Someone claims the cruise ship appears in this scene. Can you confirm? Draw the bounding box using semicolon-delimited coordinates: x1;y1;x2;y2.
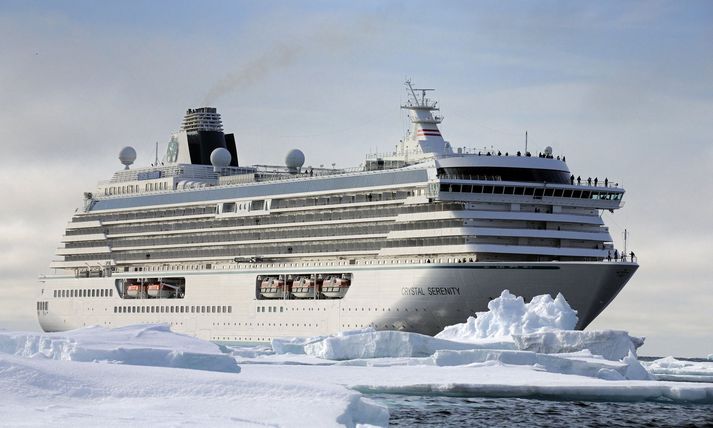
37;81;638;342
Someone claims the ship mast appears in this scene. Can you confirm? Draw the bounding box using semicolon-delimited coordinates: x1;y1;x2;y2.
398;80;452;160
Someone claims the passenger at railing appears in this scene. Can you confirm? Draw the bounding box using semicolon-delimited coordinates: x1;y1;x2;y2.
505;152;509;156
604;177;608;187
570;175;575;185
562;156;566;162
630;251;636;262
594;177;598;186
577;176;581;185
607;250;612;262
587;177;592;186
557;156;560;160
526;152;531;157
497;151;502;156
517;151;521;156
614;249;619;260
486;152;491;156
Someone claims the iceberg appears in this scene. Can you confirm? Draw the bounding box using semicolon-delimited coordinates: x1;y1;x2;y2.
435;290;578;342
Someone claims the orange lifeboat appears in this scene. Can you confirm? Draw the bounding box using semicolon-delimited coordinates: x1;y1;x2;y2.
147;282;174;298
260;278;284;299
291;277;319;299
126;284;142;298
321;277;350;298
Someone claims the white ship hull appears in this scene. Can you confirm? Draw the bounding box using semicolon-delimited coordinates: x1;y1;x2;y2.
38;261;638;342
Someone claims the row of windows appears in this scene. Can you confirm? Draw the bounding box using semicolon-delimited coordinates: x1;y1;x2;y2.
104;181;170;196
54;288;112;298
270;190;415;209
36;301;48;311
71;204;217;227
440;183;623;201
114;305;232;314
107;223;391;249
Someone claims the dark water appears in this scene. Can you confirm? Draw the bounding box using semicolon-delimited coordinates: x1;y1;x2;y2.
371;394;713;427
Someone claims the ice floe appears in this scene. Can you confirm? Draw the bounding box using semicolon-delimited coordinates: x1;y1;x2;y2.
644;356;713;382
0;324;240;373
513;330;645;361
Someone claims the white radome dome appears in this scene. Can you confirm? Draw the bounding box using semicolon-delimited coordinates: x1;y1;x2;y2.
285;149;305;169
210;147;232;168
544;146;553;156
119;146;137;169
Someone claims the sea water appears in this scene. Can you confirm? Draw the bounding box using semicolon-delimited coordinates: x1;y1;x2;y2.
371;394;713;427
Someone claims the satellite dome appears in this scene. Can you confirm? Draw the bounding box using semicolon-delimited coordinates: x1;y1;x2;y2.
544;146;553;156
119;146;137;169
285;149;305;172
210;147;232;169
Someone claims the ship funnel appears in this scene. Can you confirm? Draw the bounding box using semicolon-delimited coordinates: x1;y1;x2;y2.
172;107;239;167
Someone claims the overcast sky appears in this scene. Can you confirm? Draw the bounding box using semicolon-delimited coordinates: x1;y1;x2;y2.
1;1;711;356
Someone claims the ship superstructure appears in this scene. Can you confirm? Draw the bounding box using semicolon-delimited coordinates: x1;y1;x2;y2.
37;81;638;342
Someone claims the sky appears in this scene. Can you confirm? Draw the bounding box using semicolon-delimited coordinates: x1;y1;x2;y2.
0;0;711;356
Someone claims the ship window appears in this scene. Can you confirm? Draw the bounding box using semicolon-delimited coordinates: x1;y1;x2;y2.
554;189;563;197
217;306;222;313
53;290;57;297
461;185;472;192
256;307;259;313
524;188;534;196
109;289;113;297
113;307;117;313
212;306;217;313
493;186;503;194
581;191;591;199
514;187;525;195
572;190;582;198
544;189;554;197
471;185;482;193
482;186;493;194
191;306;195;313
141;306;145;313
150;306;154;313
222;202;236;213
451;184;461;192
534;188;544;198
563;189;572;198
504;187;514;194
228;306;232;313
201;306;205;313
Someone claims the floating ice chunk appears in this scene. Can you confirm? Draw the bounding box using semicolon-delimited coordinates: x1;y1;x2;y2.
435;290;578;341
512;330;645;361
0;324;239;373
428;348;650;380
644;356;713;382
303;330;512;360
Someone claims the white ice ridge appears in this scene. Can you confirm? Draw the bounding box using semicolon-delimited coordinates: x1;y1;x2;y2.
436;289;578;341
0;324;239;373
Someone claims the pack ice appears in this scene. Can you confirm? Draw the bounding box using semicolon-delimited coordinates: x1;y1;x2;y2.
262;289;713;403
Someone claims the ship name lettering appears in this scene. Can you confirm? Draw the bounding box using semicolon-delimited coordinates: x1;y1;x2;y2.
401;287;425;296
427;287;461;296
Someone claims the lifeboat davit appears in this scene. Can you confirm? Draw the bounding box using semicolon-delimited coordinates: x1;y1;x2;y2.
321;277;350;298
291;277;319;299
260;278;284;299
